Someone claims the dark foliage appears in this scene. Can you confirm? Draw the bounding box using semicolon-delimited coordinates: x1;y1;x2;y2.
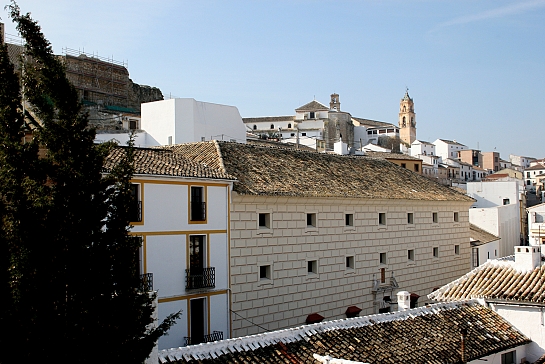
0;3;179;362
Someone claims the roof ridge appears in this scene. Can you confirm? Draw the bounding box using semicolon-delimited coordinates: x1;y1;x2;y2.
158;301;474;362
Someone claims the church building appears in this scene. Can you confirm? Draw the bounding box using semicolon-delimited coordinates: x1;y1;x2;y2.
243;91;417;152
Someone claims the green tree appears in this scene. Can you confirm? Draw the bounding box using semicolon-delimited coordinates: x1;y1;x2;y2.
0;3;179;362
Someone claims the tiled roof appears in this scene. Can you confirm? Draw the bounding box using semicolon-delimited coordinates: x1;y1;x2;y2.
438;139;467;146
104;146;234;180
413;140;433;145
211;142;473;201
428;256;545;303
526;164;545;171
247;139;316;152
365;151;423;161
242;116;295;124
352;117;395;128
158;301;529;364
295;100;330;111
470;224;500;247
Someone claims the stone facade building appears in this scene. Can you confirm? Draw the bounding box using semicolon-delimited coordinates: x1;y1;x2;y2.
169;141;474;339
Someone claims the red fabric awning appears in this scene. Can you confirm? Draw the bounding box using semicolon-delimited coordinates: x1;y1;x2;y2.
345;306;362;318
306;313;324;324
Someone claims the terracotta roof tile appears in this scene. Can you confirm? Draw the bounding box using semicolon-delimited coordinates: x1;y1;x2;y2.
159;141;473;201
295;100;330;111
211;142;473;201
158;301;529;364
429;256;545;303
365;151;423;161
352;117;395;128
242;116;295;123
104;145;234;180
470;224;500;247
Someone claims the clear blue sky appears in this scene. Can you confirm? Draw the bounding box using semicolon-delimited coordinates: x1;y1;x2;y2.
2;1;544;159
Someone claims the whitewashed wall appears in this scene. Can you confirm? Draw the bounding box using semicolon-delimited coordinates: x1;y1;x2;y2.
141;98;246;146
469;204;520;258
130;178;231;350
491;304;545;363
467;180;521;208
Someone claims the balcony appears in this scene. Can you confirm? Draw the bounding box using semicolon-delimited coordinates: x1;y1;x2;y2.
183;331;223;346
185;267;215;290
139;273;153;292
130;201;142;222
190;202;206;221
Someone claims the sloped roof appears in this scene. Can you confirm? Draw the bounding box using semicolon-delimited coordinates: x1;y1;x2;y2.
247;138;316;152
104;146;234;180
365;151;423;161
428;256;545;303
437;139;467;146
295;100;330;112
180;142;472;201
158;301;529;364
352;117;395;128
526;164;545;171
470;224;500;247
242;116;295;124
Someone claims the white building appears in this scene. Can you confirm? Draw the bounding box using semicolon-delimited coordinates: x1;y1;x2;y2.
430;246;545;363
527;203;545;246
469;223;500;268
525;163;545;190
410;139;436;157
141;98;246;146
467;180;523;257
510;154;536;171
433;139;468;161
106;146;235;350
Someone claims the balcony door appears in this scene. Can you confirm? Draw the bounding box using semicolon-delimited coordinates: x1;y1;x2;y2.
190;298;206;345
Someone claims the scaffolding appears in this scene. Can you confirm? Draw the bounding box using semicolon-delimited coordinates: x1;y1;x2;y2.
62;48;130;108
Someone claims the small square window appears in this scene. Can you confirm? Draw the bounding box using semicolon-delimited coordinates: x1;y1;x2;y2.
307;213;316;227
407;213;414;224
346;256;355;269
259;265;271;280
433;247;439;258
401;163;406;168
454;212;459;222
307;260;317;274
408;249;415;261
379;252;387;265
258;213;271;229
345;213;354;227
503;198;510;205
378;213;386;226
432;212;438;224
454;245;460;255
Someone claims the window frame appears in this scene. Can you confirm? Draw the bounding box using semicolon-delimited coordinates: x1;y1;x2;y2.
407;249;415;262
433;247;439;258
379;252;387;265
189;185;207;224
130;182;144;225
378;212;387;227
432;212;438;224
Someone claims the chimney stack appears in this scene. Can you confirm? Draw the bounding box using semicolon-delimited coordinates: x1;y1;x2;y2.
397;291;410;311
514;246;541;271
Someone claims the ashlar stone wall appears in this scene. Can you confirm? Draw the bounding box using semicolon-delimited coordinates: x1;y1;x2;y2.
229;194;472;338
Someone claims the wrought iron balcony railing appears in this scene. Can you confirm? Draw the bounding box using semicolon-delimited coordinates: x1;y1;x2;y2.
183;331;223;346
139;273;153;292
190;202;206;221
185;267;215;289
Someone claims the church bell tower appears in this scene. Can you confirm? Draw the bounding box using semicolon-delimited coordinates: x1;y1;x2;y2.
398;89;416;145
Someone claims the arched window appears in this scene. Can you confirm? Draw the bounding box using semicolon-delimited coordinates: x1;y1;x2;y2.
403;106;406;112
270;124;274;129
253;125;257;130
402;117;406;127
288;123;292;129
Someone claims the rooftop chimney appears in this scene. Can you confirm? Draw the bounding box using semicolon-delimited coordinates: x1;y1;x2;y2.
514;246;541;271
397;291;410;311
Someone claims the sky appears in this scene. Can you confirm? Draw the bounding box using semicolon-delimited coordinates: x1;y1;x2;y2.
2;0;544;159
